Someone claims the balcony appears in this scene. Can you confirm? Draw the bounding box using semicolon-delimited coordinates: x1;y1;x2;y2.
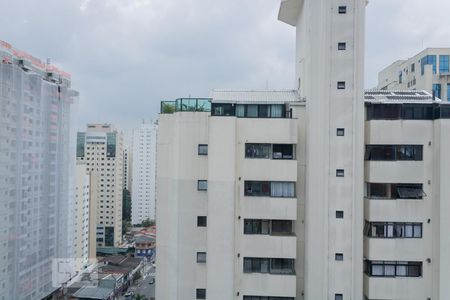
242;234;297;258
160;98;211;114
241;272;296;298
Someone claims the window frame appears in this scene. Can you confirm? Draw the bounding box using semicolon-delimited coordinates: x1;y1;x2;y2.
198;144;208;156
197;180;208;191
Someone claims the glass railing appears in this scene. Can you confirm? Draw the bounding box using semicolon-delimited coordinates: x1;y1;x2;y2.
160;98;212;114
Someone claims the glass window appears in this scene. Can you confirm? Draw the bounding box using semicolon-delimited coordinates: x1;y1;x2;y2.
338;42;346;50
197;180;208;191
271;220;293;235
258;105;270;118
365;145;395;160
448;84;450;102
335;295;343;300
366;104;401;120
335;253;344;261
272;144;294;159
337;81;346;89
440;55;449;73
211;103;235;116
245;181;270;197
270;182;295;198
198;144;208;155
270;258;295;275
413;224;422;238
336;128;345;136
196;289;206;299
433;84;442;99
245;144;270;159
396;263;407;276
247;105;258;117
236;104;245;117
196;252;206;263
338;6;347;13
270;104;284;118
336;169;345;177
336;211;344;219
421;55;437;75
197;216;207;227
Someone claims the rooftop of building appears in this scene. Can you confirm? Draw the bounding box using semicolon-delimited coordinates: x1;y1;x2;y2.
99;255;142;269
210;89;302;104
364;90;443;104
72;286;113;300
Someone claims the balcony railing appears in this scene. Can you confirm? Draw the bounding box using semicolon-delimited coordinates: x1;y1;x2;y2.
160;98;211;114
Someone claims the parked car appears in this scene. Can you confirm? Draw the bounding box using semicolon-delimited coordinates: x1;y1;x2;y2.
124;291;134;299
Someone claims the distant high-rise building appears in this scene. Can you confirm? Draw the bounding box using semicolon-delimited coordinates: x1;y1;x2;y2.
73;163;91;270
131;122;157;225
378;48;450;100
123;145;131;191
76;124;124;248
0;40;78;300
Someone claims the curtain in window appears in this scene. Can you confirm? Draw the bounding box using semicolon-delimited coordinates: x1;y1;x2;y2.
413;224;422;238
385;265;395;276
372;264;383;276
236;104;245;117
270;105;283;117
405;224;413;237
261;220;270;234
396;264;407;276
271;182;295;198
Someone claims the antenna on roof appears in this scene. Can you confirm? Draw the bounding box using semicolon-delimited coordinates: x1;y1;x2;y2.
266;80;269;90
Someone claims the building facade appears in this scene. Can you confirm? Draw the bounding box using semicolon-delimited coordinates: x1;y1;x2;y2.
378;48;450;101
0;41;78;300
73;163;91;271
76;124;124;248
131;122;157;225
123;145;131;191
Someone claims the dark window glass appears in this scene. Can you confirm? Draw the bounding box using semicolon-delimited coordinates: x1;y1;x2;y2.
245;181;270;197
245;144;270;159
336;169;345;177
366;182;424;199
244;258;294;275
211;103;235;116
104;226;114;247
272;144;294;159
197;180;207;191
396;145;423;160
76;132;86;157
364;260;422;277
335;253;344;261
338;6;347;13
336;128;345;136
338;42;346;50
196;252;206;263
196;289;206;299
106;133;116;158
258;105;270;118
335;294;343;300
336;211;344;219
271;220;293;235
439;55;449;73
337;81;346;89
198;144;208;155
197;216;207;227
365;145;422;161
366;104;401;120
402;104;433;119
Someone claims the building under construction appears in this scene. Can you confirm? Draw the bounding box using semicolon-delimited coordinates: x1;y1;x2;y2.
0;40;78;300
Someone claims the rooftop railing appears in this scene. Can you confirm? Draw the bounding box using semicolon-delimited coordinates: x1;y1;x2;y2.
160;98;211;114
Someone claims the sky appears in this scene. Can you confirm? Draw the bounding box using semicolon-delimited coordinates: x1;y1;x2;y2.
0;0;449;133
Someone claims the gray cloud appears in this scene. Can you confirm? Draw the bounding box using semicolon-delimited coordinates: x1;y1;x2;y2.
0;0;448;132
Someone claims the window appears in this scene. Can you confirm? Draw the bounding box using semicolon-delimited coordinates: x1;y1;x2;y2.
244;219;293;235
197;216;207;227
335;253;344;261
364;260;422;277
336;169;344;177
245;144;270;159
337;81;346;89
244;257;295;275
365;145;422;161
197;180;207;191
197;252;207;263
243;297;294;300
338;42;346;50
439;55;449;73
198;144;208;155
336;211;344;219
272;144;294;159
336;128;345;136
398;71;402;84
433;84;442;99
338;6;347;14
244;181;295;198
270;182;295;197
196;289;206;299
365;182;425;199
421;55;437;75
211;103;235;116
364;221;422;238
411;63;415;73
448;84;450;101
335;294;343;300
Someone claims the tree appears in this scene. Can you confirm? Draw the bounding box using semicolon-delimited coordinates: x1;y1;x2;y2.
141;218;155;227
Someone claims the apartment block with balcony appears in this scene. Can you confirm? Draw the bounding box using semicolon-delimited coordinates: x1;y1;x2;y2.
363;90;450;300
156;93;306;300
76;124;124;248
377;48;450;101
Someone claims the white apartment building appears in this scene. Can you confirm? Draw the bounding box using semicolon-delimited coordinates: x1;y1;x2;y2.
378;48;450;101
123;145;131;191
74;163;90;270
0;41;78;300
363;90;450;300
76;124;124;248
131;122;157;225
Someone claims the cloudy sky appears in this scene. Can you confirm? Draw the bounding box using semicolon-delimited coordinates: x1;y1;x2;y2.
1;0;449;133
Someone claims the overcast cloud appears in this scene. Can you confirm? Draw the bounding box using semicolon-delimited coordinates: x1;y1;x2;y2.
1;0;449;132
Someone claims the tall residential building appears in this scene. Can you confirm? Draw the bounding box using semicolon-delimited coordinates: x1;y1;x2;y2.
76;124;124;248
0;41;78;300
123;145;131;191
377;48;450;100
131;122;157;225
279;0;366;299
73;163;91;271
